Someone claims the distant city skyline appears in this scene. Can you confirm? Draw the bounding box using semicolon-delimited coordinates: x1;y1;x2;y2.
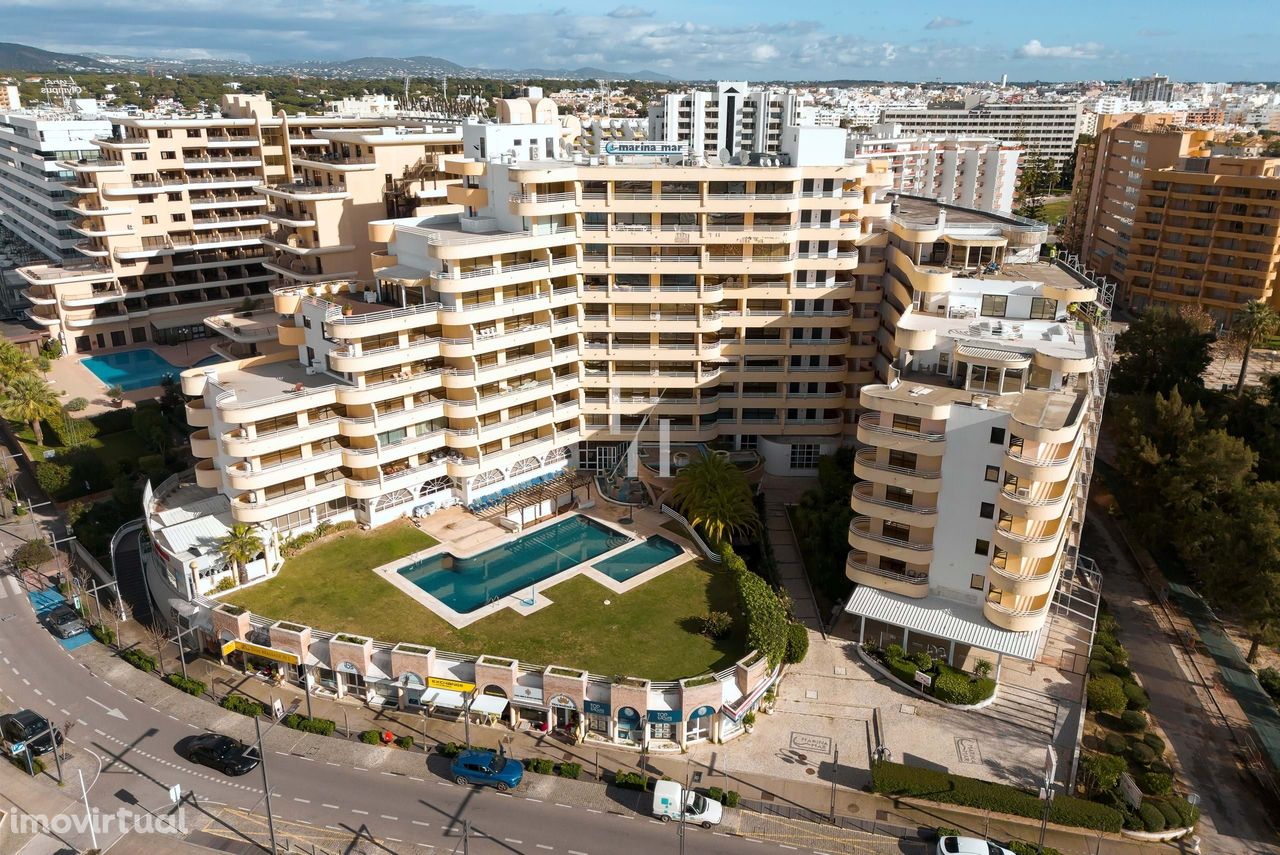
1;0;1274;82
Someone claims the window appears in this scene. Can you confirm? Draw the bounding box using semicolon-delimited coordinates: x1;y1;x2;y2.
984;465;1000;482
883;522;911;543
979;502;994;519
1029;297;1057;319
888;450;917;470
969;365;1000;393
989;427;1006;444
885;486;914;507
141;215;157;225
789;443;821;470
970;574;985;591
186;129;202;137
1001;368;1024;394
161;151;176;160
167;192;181;201
937;352;950;374
975;539;990;556
302;316;312;329
980;294;1008;317
171;213;185;222
131;152;146;161
891;414;921;434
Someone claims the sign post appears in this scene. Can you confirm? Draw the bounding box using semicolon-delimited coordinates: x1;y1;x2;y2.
914;671;932;690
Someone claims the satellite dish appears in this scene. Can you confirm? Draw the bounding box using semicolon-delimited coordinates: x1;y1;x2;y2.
718;147;732;164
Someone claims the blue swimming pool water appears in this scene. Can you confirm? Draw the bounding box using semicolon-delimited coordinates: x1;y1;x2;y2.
594;535;684;582
398;516;643;613
81;349;182;391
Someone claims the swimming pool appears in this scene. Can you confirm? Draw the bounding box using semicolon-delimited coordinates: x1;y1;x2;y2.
81;349;183;391
594;535;684;582
193;354;227;367
397;516;675;613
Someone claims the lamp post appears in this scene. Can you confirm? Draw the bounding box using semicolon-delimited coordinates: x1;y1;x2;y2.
251;714;279;854
1037;746;1057;854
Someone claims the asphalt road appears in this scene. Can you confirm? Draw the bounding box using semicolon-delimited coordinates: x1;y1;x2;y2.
0;571;904;855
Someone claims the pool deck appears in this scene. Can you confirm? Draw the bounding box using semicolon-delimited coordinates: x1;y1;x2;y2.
47;340;217;415
375;505;696;628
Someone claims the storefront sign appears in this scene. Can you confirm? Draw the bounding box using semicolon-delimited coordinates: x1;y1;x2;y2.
549;694;576;709
584;700;611;716
220;640;300;666
688;705;716;719
513;685;544;705
647;708;683;724
603;141;686;157
427;677;475;693
617;707;641;722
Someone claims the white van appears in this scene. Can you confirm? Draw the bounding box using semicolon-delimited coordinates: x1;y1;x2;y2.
651;780;724;828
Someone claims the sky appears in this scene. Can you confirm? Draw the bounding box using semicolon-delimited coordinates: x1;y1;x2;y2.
1;0;1276;82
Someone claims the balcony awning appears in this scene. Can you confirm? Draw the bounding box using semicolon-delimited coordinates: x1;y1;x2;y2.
955;344;1032;365
374;264;430;283
942;235;1007;247
845;585;1043;661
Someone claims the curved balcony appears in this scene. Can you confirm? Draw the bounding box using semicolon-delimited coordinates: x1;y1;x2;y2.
220;419;339;457
226;449;345;490
992;518;1067;559
231;480;347;524
327;338;442;373
847;516;934;564
61;284;127;307
20;286;57;306
1010;391;1089;444
1032;350;1097;374
334;370;444;407
987;554;1058;599
341;432;446;468
887;244;952;293
856;413;945;455
1004;445;1077;481
257;181;349;201
278;321;305;346
983;592;1052;632
845;550;929;599
996;482;1072;521
859;384;953;421
26;309;61;328
1042;282;1099;304
194;459;222;489
74;241;110;258
849;482;939;528
185;399;213;428
853;448;941;492
888;215;943;244
190;428;218;458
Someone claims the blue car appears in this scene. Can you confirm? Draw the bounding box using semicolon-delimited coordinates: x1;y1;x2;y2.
450;749;524;791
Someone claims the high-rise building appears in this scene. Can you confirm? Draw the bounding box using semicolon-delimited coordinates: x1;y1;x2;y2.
155;105;894;595
845;194;1112;669
847;125;1021;213
880;98;1084;172
1129;74;1173;103
15;95;458;354
647;82;802;161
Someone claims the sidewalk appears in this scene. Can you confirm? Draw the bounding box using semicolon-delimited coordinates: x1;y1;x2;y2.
86;617;1184;855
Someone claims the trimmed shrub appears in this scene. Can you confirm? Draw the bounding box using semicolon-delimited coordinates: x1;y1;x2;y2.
1137;801;1166;832
35;461;71;496
438;742;462;758
1080;752;1126;794
1128;741;1157;767
1110;662;1133;680
870;761;1122;832
47;412;98;448
1087;675;1127;714
784;622;809;664
557;762;582;779
888;656;920;685
1259;667;1280;701
613;770;648;791
395;735;415;750
220;695;266;717
885;643;906;661
911;651;934;671
933;670;974;704
282;714;336;736
121;648;157;673
164;673;206;696
525;758;554;774
1102;732;1128;755
1088;659;1111;678
723;790;740;807
707;786;723;803
90;624;116;647
1142;732;1166;755
1123;681;1150;711
1008;842;1062;855
1119;710;1148;732
359;730;383;745
1166;796;1200;828
1137;771;1173;796
723;544;789;666
699;611;733;639
1153;799;1182;828
89;408;134;434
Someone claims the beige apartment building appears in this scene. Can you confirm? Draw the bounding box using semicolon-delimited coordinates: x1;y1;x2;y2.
16;95;457;354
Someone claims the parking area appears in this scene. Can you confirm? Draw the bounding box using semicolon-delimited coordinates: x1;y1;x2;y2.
27;586;94;651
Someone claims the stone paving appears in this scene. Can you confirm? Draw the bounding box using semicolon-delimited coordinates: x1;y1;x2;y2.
44;337;218;415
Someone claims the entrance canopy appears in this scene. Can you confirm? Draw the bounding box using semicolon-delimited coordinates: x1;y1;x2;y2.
845;586;1043;661
471;694;508;717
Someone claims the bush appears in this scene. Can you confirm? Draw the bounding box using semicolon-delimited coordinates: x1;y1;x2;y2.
885;643;905;661
1102;732;1127;755
1141;732;1165;755
784;622;809;664
1087;675;1128;714
47;412;99;448
1008;842;1062;855
973;659;993;679
911;651;934;671
438;742;462;758
700;611;733;639
1123;681;1150;711
122;648;157;673
723;790;740;807
1119;710;1148;732
870;761;1122;832
932;670;973;704
525;757;554;774
1166;796;1200;828
220;694;266;717
707;786;723;803
1087;659;1111;678
359;730;384;745
1153;799;1182;828
36;461;71;496
1137;801;1167;832
1136;771;1173;796
723;544;789;666
557;762;582;779
90;624;116;647
65;397;88;412
1110;662;1133;680
282;714;336;736
138;454;168;482
1257;667;1280;701
1128;741;1157;767
164;673;206;696
395;735;415;750
888;656;919;685
1080;752;1126;794
89;408;133;434
613;770;648;791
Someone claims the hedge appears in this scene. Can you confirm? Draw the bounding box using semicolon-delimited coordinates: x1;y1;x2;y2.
438;742;463;758
525;757;554;774
613;770;649;791
870;761;1122;832
1141;732;1165;754
1165;796;1200;828
395;735;415;750
220;694;266;717
164;673;206;696
557;761;582;779
723;544;789;666
1079;752;1126;793
1128;741;1156;766
1119;710;1147;732
1086;675;1127;713
1008;843;1061;855
282;713;336;736
1102;732;1127;754
784;622;809;664
706;786;742;807
359;729;384;745
1137;801;1166;832
1136;771;1172;796
1123;681;1150;711
90;624;116;647
122;648;157;673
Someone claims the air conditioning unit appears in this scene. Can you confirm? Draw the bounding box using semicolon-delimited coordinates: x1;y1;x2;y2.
1015;487;1031;498
304;366;318;375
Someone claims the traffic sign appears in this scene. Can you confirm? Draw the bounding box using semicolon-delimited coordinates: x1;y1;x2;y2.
9;741;25;756
169;784;182;804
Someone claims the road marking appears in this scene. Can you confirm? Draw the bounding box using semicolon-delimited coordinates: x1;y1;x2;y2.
351;808;369;815
321;803;340;810
9;668;17;675
21;678;29;685
326;761;340;767
780;847;798;851
85;697;127;720
31;687;40;695
555;803;572;809
503;839;523;845
354;766;369;772
76;719;86;726
274;751;289;757
536;846;554;851
293;798;310;804
409;776;424;782
381;814;398;821
525;797;542;803
387;837;402;843
648;820;663;824
411;820;430;827
586;808;601;814
569;850;589;855
59;708;68;716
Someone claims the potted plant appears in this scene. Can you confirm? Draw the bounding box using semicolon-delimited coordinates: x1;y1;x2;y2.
760;688;776;714
106;384;125;407
743;711;756;733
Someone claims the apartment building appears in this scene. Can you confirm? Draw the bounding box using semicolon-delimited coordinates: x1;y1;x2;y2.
881;98;1084;171
845;195;1111;670
847;125;1021;212
15;94;455;354
0;107;112;262
1130;74;1174;104
648;82;803;161
156;105;892;595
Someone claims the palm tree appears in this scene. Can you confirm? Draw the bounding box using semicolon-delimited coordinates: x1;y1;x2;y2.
2;374;60;446
670;452;760;546
0;339;34;391
217;524;264;586
1233;301;1280;396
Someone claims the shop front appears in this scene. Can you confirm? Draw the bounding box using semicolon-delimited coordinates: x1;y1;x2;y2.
219;638;300;686
583;699;611;739
615;707;642;746
685;705;716;744
548;694;579;739
512;684;547;731
398;672;427;709
647;708;682;746
336;661;366;699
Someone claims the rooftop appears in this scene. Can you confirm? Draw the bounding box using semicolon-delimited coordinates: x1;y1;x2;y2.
208;359;336;406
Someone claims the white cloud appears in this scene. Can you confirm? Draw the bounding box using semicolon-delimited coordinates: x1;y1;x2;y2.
1015;39;1102;60
607;5;653;18
750;44;780;62
924;16;970;30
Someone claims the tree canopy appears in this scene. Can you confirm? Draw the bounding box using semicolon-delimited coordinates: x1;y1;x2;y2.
1110;308;1213;396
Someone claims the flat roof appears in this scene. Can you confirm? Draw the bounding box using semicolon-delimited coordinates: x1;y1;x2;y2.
212;360;335;406
845;585;1044;661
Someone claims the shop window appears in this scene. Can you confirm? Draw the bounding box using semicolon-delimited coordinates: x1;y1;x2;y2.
686;714;711;742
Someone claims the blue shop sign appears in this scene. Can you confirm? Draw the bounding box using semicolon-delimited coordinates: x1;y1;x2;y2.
647;709;683;724
617;707;642;722
584;700;610;716
688;705;716;719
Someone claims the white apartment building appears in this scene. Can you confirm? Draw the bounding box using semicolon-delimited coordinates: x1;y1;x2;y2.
881;97;1084;171
848;124;1020;213
648;82;803;161
0;107;113;262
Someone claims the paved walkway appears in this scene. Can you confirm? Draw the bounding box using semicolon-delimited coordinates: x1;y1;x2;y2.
759;475;825;631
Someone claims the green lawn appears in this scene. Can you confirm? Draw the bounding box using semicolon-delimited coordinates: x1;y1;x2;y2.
10;420;150;468
226;521;746;680
1039;198;1071;226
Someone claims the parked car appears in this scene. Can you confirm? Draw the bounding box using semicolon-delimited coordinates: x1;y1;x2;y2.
184;733;261;776
937;836;1015;855
449;749;523;791
45;604;87;639
1;709;63;756
652;780;723;828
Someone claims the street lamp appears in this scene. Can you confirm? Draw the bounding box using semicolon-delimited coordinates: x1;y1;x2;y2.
1037;746;1058;854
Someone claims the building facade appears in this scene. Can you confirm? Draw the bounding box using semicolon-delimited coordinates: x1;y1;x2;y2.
647;82;803;162
1129;75;1174;104
880;99;1084;172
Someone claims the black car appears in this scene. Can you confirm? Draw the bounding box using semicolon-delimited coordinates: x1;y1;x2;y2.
185;734;260;776
45;604;87;639
1;710;63;756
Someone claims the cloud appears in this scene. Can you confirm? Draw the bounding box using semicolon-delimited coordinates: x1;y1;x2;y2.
924;16;970;30
607;5;653;17
750;44;780;62
1015;39;1102;59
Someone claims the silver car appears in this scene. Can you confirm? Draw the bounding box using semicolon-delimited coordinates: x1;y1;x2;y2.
46;604;86;639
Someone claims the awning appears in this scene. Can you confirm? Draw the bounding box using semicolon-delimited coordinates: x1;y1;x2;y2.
721;667;780;722
845;585;1043;660
955;344;1032;366
943;235;1007;247
419;688;467;709
375;264;430;283
471;694;508;717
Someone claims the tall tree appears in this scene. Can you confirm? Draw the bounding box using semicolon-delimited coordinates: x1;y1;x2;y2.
1231;300;1279;397
1110;308;1213;396
670;452;760;546
217;524;264;587
0;339;34;392
2;374;60;446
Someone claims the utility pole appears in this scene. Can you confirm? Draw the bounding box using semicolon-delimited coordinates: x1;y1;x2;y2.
830;744;839;823
1037;746;1057;854
251;714;279;854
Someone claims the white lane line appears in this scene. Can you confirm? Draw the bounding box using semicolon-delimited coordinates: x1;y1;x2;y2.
380;814;398;821
536;846;554;851
321;803;340;810
354;766;369;772
350;808;369;815
296;819;312;825
569;850;590;855
59;708;68;716
780;846;798;851
274;751;289;757
503;839;523;845
648;820;663;825
386;837;402;843
32;688;42;695
555;803;572;809
525;797;542;803
293;798;310;804
21;678;29;685
326;761;340;767
409;776;424;782
411;820;430;827
76;719;87;726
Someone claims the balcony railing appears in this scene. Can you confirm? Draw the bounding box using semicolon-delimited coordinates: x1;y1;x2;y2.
857;414;945;442
849;517;932;552
854;448;941;480
845;553;928;585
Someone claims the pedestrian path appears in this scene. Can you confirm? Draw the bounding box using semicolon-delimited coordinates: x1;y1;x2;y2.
765;499;823;631
975;681;1061;741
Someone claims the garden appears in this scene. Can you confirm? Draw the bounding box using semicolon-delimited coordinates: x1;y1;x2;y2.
860;642;997;706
